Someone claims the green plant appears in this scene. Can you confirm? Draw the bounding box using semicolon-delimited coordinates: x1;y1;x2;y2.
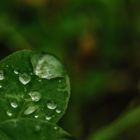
0;50;74;140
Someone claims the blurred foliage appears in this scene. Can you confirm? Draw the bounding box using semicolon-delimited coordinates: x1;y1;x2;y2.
0;0;140;139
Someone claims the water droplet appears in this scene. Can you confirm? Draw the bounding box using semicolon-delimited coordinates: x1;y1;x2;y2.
31;54;64;80
35;125;41;131
38;79;42;82
47;101;57;110
45;115;52;121
10;101;18;108
24;106;36;115
56;109;61;114
0;70;5;80
34;114;39;119
54;126;58;130
6;110;13;117
19;73;31;85
41;136;47;140
29;91;42;102
58;80;62;83
14;70;19;75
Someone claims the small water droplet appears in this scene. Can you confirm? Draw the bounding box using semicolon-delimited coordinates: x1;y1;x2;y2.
41;136;47;140
6;110;13;117
14;70;19;75
38;79;42;82
29;91;42;102
34;114;39;119
0;70;5;80
31;54;64;80
10;101;18;108
47;101;57;110
19;73;31;85
24;106;36;115
56;109;61;114
58;80;62;83
35;125;41;131
54;126;58;130
45;115;52;121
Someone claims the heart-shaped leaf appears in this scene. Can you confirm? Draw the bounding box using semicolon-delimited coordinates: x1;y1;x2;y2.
0;50;70;123
0;119;75;140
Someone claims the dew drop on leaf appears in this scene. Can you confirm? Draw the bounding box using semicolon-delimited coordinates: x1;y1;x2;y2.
29;91;42;102
35;125;41;131
6;110;13;117
47;101;57;110
14;70;19;75
34;114;39;119
31;54;65;80
10;101;18;108
45;115;52;121
54;126;58;130
19;73;31;85
56;109;61;114
0;70;5;80
24;106;36;115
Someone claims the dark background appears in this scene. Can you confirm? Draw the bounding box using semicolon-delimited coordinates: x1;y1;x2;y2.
0;0;140;140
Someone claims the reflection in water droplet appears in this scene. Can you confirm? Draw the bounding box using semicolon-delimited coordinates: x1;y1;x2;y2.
19;73;31;85
10;101;18;108
14;70;19;75
7;110;13;117
47;101;57;110
29;91;42;102
45;116;52;121
31;54;64;80
56;109;61;114
0;70;5;80
24;106;36;115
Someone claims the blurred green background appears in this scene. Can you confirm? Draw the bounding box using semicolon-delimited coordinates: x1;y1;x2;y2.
0;0;140;140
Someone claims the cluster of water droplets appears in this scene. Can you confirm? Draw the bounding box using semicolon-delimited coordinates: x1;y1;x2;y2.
1;53;68;123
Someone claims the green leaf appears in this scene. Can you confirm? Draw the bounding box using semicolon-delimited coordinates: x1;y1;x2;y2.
0;50;70;123
0;119;75;140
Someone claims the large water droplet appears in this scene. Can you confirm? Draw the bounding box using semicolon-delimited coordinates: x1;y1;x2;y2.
29;91;42;102
24;106;36;115
47;101;57;110
6;110;13;117
0;70;5;80
19;73;31;85
31;54;65;80
10;101;18;108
